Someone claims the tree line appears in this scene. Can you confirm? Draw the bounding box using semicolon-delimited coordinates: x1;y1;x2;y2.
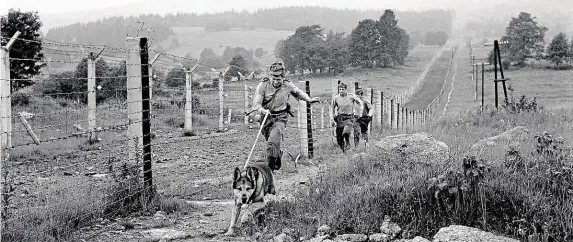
488;12;573;68
276;10;412;75
44;7;452;48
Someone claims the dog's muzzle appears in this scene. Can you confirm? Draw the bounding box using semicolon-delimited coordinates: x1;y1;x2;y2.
241;196;248;204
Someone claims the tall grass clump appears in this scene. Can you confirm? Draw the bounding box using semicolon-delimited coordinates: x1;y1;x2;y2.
246;97;573;241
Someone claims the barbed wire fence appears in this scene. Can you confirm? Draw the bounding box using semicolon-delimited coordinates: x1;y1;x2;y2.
0;30;457;241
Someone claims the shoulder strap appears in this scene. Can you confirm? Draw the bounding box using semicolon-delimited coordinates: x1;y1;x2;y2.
262;85;282;107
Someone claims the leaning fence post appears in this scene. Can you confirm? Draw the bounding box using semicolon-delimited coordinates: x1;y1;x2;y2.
87;52;97;143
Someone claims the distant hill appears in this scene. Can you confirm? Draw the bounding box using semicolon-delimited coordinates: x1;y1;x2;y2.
44;6;453;48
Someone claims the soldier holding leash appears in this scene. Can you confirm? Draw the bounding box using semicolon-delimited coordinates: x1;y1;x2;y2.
253;61;321;172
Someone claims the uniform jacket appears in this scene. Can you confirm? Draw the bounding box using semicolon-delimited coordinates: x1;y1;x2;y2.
253;78;312;112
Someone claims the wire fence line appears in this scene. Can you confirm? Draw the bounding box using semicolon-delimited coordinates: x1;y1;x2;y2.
0;33;456;241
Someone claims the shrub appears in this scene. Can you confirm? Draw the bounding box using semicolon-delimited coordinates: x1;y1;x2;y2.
11;91;31;106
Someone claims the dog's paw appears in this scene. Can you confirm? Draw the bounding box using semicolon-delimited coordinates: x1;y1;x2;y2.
223;230;235;236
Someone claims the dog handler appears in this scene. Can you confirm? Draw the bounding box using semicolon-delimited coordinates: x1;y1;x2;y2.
253;61;320;171
353;88;374;148
330;82;362;153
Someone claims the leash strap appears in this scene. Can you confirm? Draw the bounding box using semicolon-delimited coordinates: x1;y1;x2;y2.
244;111;269;169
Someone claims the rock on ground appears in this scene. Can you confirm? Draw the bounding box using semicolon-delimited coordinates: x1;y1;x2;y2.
368;233;390;242
334;233;368;241
143;228;190;242
466;126;529;164
433;225;519;242
375;133;449;165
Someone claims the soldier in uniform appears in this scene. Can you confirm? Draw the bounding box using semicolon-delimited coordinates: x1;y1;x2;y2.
253;61;321;172
330;82;362;153
353;88;374;148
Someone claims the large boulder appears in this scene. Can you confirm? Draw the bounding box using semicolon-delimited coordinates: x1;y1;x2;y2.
466;126;529;164
375;133;449;164
433;225;519;242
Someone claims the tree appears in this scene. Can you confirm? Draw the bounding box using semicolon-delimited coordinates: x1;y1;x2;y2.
325;30;349;74
424;32;436;45
255;47;265;58
435;31;448;46
348;10;409;68
75;58;110;102
274;40;285;57
280;25;326;74
546;32;570;66
165;68;186;87
1;9;46;91
349;19;379;68
226;55;249;81
502;12;548;66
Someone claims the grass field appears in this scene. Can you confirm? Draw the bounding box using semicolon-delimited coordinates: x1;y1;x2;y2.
447;46;573;115
156;27;293;65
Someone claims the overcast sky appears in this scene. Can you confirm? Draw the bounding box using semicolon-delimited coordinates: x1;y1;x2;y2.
5;0;460;14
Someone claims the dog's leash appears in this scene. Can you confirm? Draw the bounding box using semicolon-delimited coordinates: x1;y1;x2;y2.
244;111;270;169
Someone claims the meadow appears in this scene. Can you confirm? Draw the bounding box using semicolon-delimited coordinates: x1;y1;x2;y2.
446;46;573;115
242;45;573;241
157;27;293;63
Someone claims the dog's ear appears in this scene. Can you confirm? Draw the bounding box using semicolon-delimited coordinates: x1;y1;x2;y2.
233;167;241;188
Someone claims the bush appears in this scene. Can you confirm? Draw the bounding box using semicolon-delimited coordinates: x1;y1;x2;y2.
11;91;31;106
502;94;540;113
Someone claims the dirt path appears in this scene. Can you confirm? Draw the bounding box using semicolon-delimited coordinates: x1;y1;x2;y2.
438;49;459;120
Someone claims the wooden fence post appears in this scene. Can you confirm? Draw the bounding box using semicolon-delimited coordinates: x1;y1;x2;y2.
306;80;313;159
397;103;401;130
244;81;249;125
390;98;395;130
321;105;325;130
140;38;153;191
376;91;382;129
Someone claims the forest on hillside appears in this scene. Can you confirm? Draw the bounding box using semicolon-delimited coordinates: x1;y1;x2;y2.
45;7;453;48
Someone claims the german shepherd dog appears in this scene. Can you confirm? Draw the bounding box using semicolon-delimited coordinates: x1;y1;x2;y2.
225;162;275;236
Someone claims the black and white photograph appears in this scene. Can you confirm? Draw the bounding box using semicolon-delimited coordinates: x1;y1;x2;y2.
1;0;572;241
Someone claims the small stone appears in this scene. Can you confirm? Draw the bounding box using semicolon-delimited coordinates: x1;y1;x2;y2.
316;225;332;236
273;233;294;242
380;216;401;239
203;212;213;217
334;234;368;241
368;233;390;242
63;172;73;176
